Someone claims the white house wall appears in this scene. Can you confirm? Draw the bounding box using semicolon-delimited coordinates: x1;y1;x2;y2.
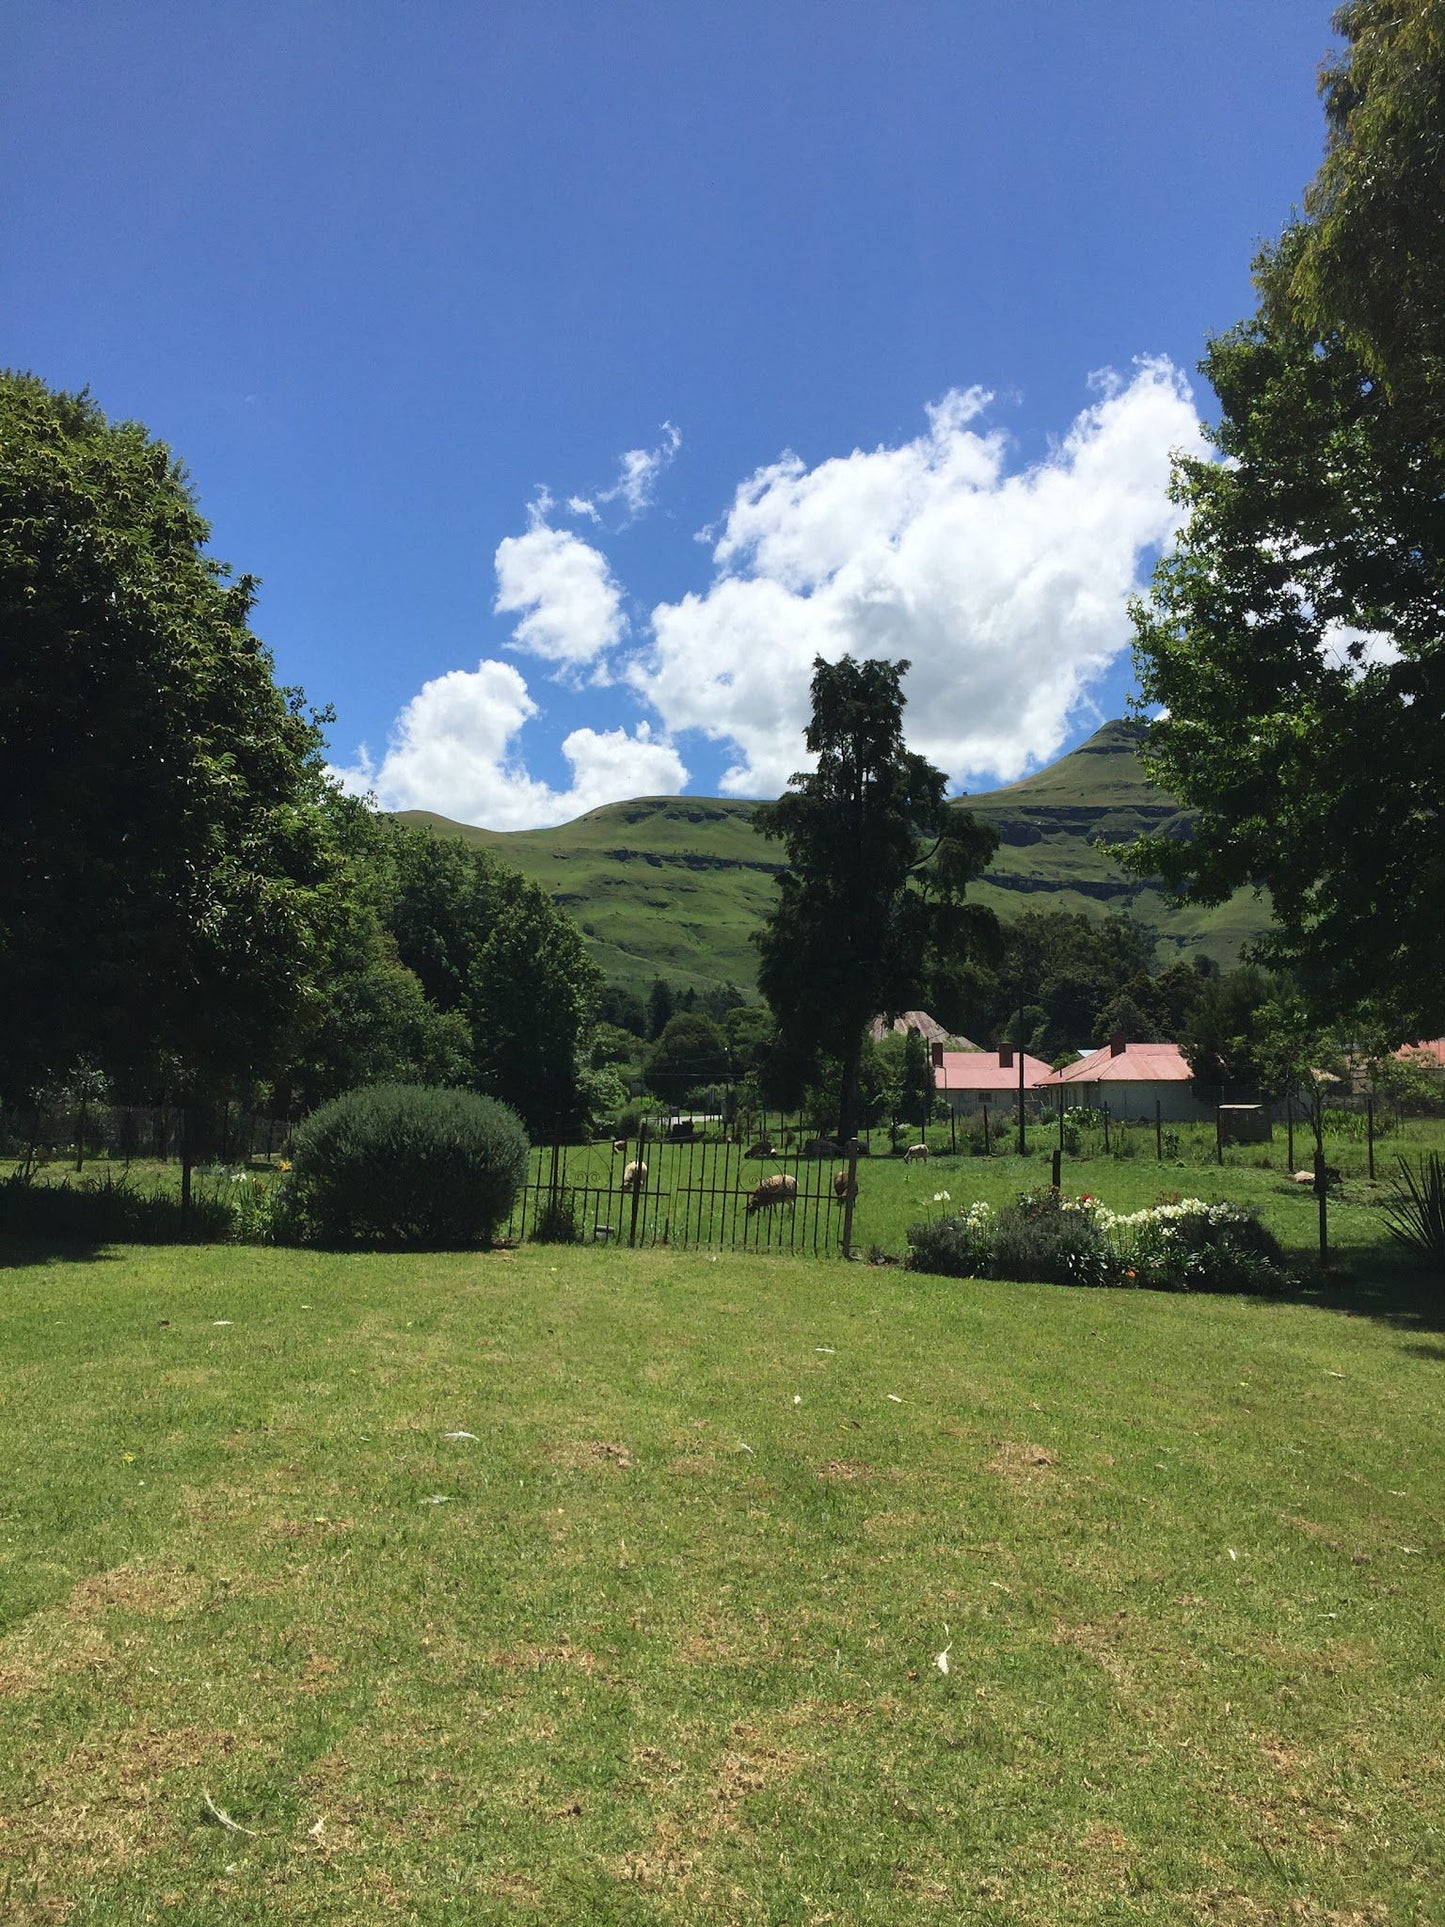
1066;1081;1210;1123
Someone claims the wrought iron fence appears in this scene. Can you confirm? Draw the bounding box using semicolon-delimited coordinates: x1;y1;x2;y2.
505;1130;860;1256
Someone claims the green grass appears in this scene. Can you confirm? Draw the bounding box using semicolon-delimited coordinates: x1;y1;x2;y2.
494;1115;1445;1275
1;1232;1442;1922
398;721;1270;994
14;1115;1445;1279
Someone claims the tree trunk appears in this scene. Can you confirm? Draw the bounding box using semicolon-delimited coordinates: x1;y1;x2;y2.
836;1028;864;1149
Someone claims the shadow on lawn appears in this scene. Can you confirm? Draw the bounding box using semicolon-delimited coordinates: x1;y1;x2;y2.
0;1235;119;1269
1275;1244;1445;1336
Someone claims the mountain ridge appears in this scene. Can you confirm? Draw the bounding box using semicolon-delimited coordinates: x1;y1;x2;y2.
395;720;1266;993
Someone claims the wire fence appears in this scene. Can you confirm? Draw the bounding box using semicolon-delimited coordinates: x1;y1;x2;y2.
0;1101;290;1170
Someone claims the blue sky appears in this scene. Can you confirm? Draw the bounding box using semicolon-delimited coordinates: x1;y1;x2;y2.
4;1;1333;827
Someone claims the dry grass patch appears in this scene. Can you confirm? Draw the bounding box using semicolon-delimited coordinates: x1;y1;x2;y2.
988;1439;1058;1480
816;1457;872;1481
66;1562;204;1623
542;1438;633;1470
487;1640;597;1675
616;1717;808;1892
669;1453;722;1477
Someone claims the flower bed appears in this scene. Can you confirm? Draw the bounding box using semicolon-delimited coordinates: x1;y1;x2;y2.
905;1188;1291;1292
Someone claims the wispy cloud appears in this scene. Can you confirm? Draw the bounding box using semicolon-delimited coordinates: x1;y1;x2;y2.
598;421;681;520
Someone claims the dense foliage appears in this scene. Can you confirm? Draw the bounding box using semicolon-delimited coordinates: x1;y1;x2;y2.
0;373;607;1150
286;1083;528;1248
0;372;338;1115
1125;1;1445;1040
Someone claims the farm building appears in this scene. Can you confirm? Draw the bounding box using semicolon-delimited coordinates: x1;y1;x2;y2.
931;1042;1054;1115
1042;1037;1208;1122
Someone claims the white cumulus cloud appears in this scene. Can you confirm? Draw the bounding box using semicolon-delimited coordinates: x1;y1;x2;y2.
332;658;689;831
629;360;1205;794
493;517;625;674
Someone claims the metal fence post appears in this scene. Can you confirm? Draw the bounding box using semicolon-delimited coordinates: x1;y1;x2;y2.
840;1145;859;1260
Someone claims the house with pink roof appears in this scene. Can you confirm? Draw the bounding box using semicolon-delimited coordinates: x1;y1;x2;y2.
1041;1035;1206;1121
930;1041;1054;1116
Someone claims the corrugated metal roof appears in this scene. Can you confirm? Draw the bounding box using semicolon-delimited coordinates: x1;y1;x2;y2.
1044;1042;1193;1085
935;1049;1053;1091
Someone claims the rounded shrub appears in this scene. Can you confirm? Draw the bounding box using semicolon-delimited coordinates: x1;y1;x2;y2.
288;1084;529;1249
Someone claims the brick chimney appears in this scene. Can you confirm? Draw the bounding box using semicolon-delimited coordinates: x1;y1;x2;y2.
999;1044;1014;1069
1109;1030;1126;1058
930;1042;944;1069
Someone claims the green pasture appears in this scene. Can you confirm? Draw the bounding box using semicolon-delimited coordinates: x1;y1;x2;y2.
498;1112;1445;1271
10;1106;1445;1274
0;1233;1441;1924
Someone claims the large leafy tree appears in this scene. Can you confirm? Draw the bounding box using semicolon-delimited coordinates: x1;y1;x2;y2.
0;372;338;1111
470;877;601;1136
643;1012;729;1101
753;655;999;1143
1124;2;1445;1041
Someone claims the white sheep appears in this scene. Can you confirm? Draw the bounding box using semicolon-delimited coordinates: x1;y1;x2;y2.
746;1172;798;1214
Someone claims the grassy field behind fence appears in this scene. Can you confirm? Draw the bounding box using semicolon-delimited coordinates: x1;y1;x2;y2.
0;1237;1441;1923
9;1112;1445;1268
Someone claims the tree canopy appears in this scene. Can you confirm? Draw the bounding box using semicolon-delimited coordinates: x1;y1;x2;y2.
1124;1;1445;1041
753;655;999;1142
0;373;606;1141
0;371;339;1108
1283;0;1445;443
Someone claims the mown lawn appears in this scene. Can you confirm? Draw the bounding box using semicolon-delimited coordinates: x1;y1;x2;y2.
1;1238;1442;1923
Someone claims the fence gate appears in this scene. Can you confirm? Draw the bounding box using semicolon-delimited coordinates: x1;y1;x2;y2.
505;1133;858;1256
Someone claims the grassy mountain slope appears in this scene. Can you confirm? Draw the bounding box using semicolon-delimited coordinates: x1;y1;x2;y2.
397;721;1267;993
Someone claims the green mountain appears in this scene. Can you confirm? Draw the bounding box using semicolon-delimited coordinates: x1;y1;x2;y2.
396;720;1267;995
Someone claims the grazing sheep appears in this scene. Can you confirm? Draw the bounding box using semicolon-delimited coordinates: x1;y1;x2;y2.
903;1142;930;1164
744;1140;775;1160
833;1168;858;1204
611;1138;627;1155
746;1172;798;1215
621;1160;648;1194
